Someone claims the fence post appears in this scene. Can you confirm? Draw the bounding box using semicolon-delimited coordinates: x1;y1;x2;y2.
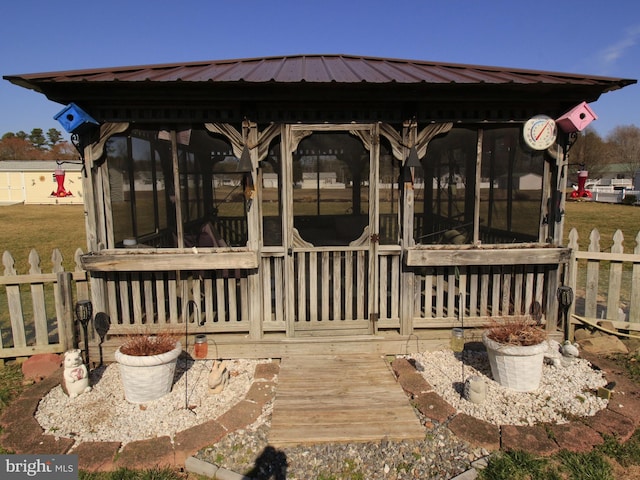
566;228;580;338
56;272;75;351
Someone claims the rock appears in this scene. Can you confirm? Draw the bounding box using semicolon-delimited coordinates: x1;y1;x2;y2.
598;321;616;332
561;341;580;358
21;353;62;382
544;340;562;366
622;338;640;354
578;335;629;355
573;328;593;341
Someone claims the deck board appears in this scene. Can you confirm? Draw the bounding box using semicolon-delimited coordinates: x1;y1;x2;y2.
268;354;425;446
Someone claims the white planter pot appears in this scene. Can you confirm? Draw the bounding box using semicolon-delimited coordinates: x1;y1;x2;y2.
482;332;547;392
115;342;182;403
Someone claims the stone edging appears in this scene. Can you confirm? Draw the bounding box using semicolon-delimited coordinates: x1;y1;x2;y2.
391;353;640;456
0;361;280;472
2;353;638;471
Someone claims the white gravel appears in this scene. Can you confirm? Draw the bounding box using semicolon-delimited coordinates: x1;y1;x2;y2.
35;357;269;449
36;346;610;456
409;348;609;426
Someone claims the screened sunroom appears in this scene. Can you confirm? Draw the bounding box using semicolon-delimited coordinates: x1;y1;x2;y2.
5;54;634;358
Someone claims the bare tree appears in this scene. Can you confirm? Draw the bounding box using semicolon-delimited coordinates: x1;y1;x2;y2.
607;125;640;177
568;129;611;180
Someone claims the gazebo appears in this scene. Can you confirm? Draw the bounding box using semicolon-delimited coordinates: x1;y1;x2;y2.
5;54;635;359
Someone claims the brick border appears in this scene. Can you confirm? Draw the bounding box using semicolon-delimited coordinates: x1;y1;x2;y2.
0;361;279;472
3;354;638;469
391;355;640;456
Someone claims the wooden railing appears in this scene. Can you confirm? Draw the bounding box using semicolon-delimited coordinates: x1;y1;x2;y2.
99;268;250;334
411;259;560;329
2;228;638;361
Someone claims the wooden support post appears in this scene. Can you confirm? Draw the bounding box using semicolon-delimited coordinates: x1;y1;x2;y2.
56;272;75;352
400;121;416;336
244;120;264;340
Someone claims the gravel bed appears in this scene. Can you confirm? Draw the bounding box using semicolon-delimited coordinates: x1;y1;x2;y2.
409;348;609;426
35;347;610;479
197;420;487;480
36;357;267;448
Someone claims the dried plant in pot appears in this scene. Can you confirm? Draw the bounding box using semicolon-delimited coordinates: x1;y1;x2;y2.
114;331;182;403
482;314;549;392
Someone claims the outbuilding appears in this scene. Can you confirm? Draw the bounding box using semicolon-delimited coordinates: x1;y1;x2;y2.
0;160;83;205
5;54;635;358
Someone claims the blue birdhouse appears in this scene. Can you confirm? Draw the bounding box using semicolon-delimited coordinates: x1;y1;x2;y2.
54;103;99;134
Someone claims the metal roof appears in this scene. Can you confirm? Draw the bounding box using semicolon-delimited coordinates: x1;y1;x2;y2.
5;54;635;91
0;160;83;171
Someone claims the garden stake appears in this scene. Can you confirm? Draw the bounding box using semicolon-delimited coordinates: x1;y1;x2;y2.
75;300;93;368
93;312;111;367
557;286;574;341
460;292;465;397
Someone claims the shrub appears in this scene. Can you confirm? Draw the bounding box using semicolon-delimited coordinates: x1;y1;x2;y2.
119;332;179;356
622;194;637;205
485;316;548;346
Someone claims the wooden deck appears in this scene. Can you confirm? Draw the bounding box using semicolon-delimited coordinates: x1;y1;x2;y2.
268;354;425;447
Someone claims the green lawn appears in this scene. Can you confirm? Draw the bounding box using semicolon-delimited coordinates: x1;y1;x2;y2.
0;204;86;274
563;201;640;252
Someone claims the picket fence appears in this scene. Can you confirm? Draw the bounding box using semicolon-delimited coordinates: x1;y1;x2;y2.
1;227;639;361
566;228;640;326
0;248;89;362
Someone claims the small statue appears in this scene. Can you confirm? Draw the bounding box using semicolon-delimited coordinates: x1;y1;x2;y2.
208;360;229;394
560;340;580;366
561;340;580;357
464;375;487;404
61;349;91;398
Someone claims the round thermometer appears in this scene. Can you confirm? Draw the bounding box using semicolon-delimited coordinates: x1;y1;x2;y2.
523;115;557;150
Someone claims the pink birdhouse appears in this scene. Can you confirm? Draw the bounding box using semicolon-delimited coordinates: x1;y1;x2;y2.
556;102;598;133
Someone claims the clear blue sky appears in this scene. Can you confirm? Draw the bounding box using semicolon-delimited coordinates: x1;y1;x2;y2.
1;0;638;140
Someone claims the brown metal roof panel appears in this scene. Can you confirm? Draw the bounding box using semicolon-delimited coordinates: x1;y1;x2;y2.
271;56;317;82
5;54;635;90
235;58;284;82
336;56;394;82
352;59;417;82
451;67;533;84
216;59;277;81
319;56;364;82
302;56;340;82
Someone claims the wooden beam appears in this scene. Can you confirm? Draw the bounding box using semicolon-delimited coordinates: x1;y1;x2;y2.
81;249;258;271
405;246;570;267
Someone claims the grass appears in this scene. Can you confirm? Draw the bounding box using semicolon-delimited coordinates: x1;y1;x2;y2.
79;467;190;480
0;204;86;273
478;350;640;479
563;201;640;252
563;201;640;308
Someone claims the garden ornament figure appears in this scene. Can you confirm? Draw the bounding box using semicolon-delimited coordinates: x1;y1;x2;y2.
61;349;91;398
208;360;229;394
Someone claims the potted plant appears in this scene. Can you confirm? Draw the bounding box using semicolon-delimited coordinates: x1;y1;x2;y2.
114;332;182;403
482;315;548;392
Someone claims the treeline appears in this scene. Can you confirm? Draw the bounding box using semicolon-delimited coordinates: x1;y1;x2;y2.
0;128;78;160
570;125;640;182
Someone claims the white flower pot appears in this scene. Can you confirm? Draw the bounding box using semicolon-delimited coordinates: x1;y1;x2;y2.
115;342;182;403
482;332;547;392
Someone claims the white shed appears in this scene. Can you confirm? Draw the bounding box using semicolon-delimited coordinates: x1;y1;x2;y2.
0;160;84;205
